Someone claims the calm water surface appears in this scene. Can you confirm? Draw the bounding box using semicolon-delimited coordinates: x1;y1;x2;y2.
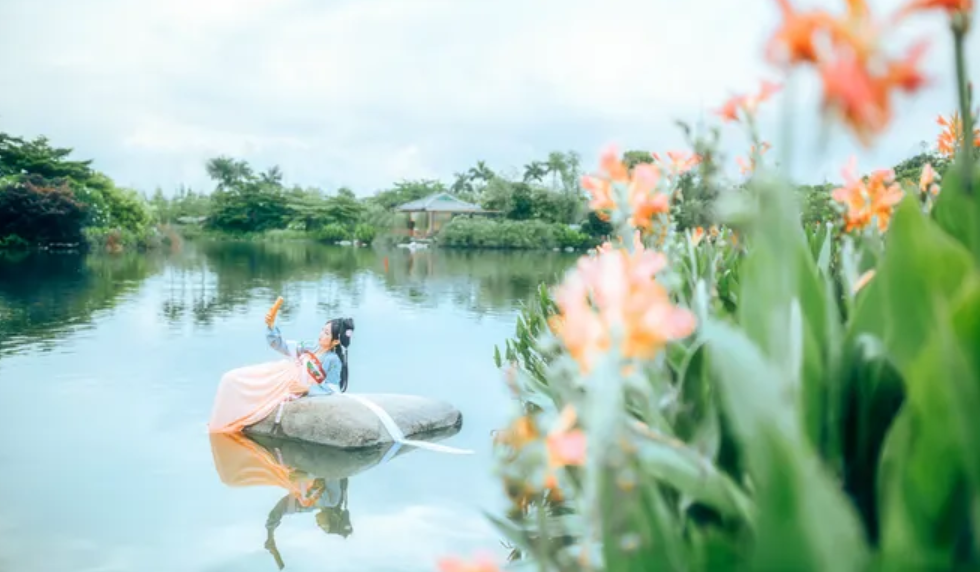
0;241;576;572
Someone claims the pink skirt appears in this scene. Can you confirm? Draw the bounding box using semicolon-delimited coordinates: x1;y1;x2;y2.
207;359;310;433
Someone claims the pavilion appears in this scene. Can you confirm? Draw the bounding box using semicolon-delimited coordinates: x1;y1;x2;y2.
394;192;493;237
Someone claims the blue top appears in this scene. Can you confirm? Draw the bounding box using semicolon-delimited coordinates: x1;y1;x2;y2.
266;325;343;395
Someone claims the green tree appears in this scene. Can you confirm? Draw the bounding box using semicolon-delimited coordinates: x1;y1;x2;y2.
204;157;290;233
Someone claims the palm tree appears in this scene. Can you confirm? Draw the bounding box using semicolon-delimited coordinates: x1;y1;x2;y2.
522;161;548;183
468;160;495;184
545;151;567;190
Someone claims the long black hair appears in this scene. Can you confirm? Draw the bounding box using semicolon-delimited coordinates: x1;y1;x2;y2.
326;317;354;392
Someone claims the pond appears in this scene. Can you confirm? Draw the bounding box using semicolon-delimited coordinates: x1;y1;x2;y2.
0;241;577;572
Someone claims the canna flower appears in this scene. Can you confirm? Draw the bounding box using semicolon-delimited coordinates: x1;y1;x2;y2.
897;0;973;19
767;0;930;145
737;142;773;174
831;157;905;233
546;405;586;468
717;80;782;122
493;414;539;451
542;405;586;497
653;150;702;175
937;111;980;158
554;236;696;373
767;0;839;65
438;554;501;572
919;163;941;195
691;227;705;246
583;146;670;231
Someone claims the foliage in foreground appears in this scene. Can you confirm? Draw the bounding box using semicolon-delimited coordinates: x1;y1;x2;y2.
440;1;980;570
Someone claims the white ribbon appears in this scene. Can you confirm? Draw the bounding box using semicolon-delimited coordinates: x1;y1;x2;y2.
340;393;473;455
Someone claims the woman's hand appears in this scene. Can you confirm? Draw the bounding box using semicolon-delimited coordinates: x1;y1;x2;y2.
265;296;284;328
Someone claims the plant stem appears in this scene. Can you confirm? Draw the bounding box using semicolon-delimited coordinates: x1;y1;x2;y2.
953;25;974;195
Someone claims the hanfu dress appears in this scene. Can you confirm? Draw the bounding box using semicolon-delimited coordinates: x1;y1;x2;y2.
207;325;343;433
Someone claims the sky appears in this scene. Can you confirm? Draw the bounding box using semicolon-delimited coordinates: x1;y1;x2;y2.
0;0;977;197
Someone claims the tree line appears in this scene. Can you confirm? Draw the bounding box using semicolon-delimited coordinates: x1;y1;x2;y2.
0;127;950;251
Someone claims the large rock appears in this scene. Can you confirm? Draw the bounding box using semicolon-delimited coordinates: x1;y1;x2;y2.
244;393;463;450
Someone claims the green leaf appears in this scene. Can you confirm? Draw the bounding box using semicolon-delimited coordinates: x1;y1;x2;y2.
846;194;974;377
733;176;843;466
931;158;980;263
629;421;753;523
703;318;869;571
877;277;980;567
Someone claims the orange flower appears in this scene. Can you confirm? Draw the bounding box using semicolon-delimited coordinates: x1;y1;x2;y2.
737;142;773;174
766;0;838;65
583;146;670;230
493;415;539;450
937;111;980;158
546;405;586;468
919;163;941;195
438;554;500;572
628;163;670;230
767;0;930;145
716;80;782;122
554;237;696;372
897;0;973;18
831;157;905;232
818;54;890;145
653;151;702;174
691;227;705;246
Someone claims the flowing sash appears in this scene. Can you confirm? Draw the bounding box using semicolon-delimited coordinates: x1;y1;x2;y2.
339;393;474;455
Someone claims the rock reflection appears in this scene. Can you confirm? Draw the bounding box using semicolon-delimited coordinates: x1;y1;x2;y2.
209;422;462;570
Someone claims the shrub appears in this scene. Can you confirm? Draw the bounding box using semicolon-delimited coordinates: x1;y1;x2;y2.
316;223;350;244
553;225;594;250
0;180;88;246
438;217;592;250
353;223;378;244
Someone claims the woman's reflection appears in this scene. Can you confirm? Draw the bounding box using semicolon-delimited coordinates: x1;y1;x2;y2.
264;477;352;568
209;433;354;570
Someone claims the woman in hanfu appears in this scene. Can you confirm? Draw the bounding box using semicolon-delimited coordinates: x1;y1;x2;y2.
207;296;354;433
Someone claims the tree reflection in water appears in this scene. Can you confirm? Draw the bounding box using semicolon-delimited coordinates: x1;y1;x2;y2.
0;240;577;355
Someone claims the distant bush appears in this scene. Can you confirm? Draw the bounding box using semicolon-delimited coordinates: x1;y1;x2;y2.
316;223;350;244
353;223;378;244
438;216;598;250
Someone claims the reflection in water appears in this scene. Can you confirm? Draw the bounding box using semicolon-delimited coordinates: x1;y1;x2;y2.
210;420;462;570
158;241;577;325
0;240;540;571
0;241;577;357
210;433;355;569
0;250;163;356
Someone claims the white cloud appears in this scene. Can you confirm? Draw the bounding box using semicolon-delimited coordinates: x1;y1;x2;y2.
0;0;977;195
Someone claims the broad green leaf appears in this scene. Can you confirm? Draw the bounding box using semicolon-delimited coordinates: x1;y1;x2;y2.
837;335;904;544
847;195;975;376
704;318;869;571
878;276;980;567
629;420;753;523
733;176;843;465
931;159;980;263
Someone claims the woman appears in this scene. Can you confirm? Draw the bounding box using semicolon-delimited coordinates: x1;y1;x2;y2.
207;296;354;433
